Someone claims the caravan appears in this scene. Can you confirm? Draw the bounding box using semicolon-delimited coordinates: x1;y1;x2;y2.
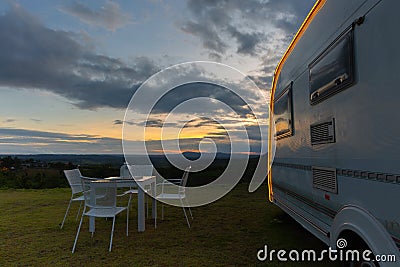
269;0;400;265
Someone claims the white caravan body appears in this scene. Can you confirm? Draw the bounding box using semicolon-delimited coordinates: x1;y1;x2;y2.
269;0;400;264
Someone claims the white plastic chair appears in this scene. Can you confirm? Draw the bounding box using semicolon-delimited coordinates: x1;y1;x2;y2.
119;164;153;215
156;166;193;228
72;178;128;253
60;169;85;229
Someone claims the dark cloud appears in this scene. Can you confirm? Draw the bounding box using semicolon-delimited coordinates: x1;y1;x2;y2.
144;119;179;128
181;0;315;84
226;26;263;56
248;74;273;90
184;117;220;128
0;128;99;140
3;119;16;123
144;136;233;155
0;127;123;154
245;125;266;141
113;118;179;128
60;1;132;31
182;117;245;131
182;0;315;53
181;21;227;54
204;132;228;137
208;52;223;62
144;118;164;127
0;5;158;110
113;119;124;125
148;82;253;118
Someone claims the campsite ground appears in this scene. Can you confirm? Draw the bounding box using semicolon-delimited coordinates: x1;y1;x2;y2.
0;184;337;266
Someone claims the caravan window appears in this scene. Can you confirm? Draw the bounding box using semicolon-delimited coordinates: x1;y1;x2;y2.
309;26;355;105
274;83;293;139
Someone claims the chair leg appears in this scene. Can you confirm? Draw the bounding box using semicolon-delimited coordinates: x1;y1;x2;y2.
182;207;191;228
161;203;164;220
60;197;73;229
128;194;132;210
188;207;193;219
126;207;129;237
180;199;190;228
109;217;116;252
75;201;83;221
152;198;157;229
72;213;84;253
183;198;193;219
146;195;149;219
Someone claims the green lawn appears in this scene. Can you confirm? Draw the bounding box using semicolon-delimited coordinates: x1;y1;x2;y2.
0;184;337;266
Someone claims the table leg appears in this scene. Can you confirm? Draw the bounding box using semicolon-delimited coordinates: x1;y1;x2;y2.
138;187;145;232
151;181;157;228
89;187;95;233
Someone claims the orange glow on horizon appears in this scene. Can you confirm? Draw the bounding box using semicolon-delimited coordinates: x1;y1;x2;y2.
142;124;226;142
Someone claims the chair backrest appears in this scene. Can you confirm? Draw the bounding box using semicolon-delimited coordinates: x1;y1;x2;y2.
179;166;191;193
81;177;117;209
64;169;83;194
120;163;130;179
126;165;154;178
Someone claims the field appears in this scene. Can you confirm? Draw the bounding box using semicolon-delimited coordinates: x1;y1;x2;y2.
0;183;339;266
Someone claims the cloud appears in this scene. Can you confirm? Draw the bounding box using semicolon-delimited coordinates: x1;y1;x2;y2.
60;1;133;31
0;127;262;154
3;118;16;123
113;119;124;125
226;26;264;56
143;82;255;118
182;0;314;57
180;0;315;87
181;21;227;54
0;4;159;110
0;128;98;140
113;118;179;128
30;118;42;123
184;117;220;128
0;127;122;154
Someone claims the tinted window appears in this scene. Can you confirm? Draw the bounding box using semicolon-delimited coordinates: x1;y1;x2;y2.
274;83;293;139
309;26;354;105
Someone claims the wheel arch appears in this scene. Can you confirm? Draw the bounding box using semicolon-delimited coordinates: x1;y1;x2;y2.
330;205;400;262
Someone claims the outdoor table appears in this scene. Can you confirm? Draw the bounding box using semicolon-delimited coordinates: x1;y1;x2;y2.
88;176;157;233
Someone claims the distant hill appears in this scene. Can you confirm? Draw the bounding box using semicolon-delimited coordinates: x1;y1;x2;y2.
0;152;262;167
0;154;124;166
182;151;230;160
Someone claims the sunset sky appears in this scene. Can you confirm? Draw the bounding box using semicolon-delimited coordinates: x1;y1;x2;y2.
0;0;314;154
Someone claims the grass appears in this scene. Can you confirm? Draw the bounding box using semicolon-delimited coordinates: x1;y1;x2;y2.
0;184;337;266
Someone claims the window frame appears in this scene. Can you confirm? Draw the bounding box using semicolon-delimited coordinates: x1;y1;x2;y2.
308;25;355;105
273;82;294;140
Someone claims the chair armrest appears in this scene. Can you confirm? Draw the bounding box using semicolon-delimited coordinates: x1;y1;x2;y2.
157;178;182;194
164;178;182;185
81;176;101;180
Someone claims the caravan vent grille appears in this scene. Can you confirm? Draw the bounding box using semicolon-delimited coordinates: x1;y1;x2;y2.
310;118;335;145
312;167;337;193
